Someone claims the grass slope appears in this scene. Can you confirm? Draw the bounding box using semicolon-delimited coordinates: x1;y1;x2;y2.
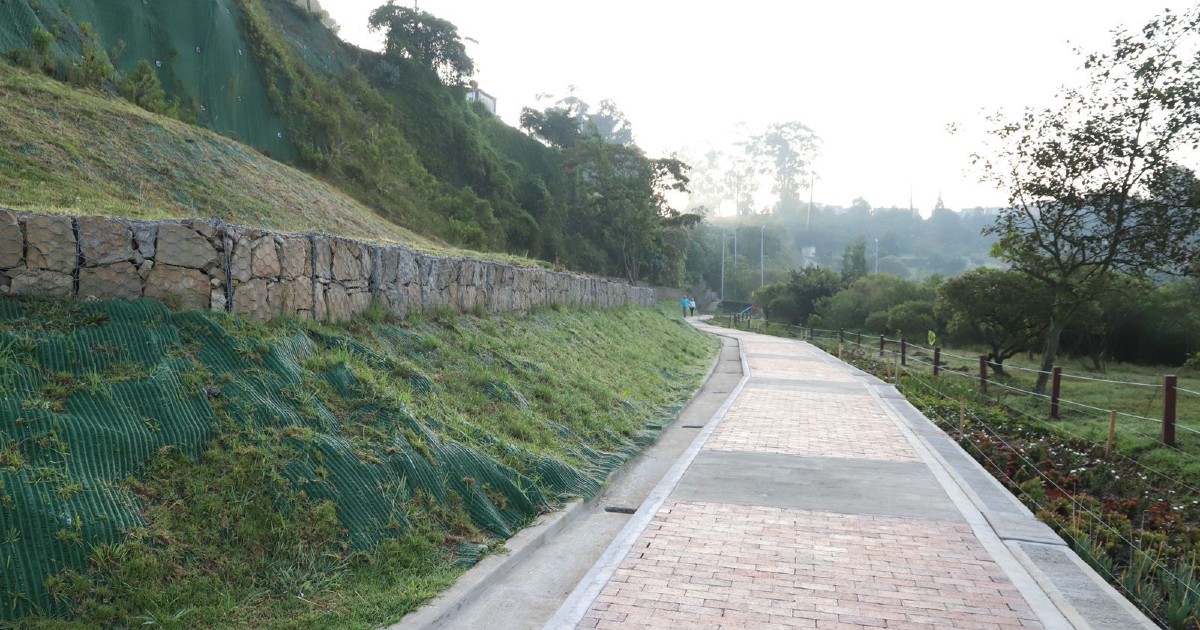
0;64;429;245
0;297;716;628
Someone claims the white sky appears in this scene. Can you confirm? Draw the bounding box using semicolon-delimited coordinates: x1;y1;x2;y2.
324;0;1196;213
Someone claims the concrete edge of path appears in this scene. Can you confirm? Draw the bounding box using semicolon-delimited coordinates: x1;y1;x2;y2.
784;335;1157;630
861;380;1158;629
387;320;729;630
862;384;1075;630
543;324;750;630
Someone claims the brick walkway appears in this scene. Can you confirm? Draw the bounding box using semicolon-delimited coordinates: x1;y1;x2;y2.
569;326;1052;630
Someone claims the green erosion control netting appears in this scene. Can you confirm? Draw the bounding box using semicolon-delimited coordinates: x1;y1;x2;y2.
0;299;681;621
0;0;294;159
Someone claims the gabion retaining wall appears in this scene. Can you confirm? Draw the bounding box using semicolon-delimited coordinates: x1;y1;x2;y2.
0;210;657;321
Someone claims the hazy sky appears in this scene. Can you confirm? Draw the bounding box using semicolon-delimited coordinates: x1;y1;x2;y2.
324;1;1195;213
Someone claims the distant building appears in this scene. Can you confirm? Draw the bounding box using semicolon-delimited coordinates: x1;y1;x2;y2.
466;81;496;114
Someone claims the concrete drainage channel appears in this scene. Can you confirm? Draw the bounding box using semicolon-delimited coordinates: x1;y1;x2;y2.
388;335;745;630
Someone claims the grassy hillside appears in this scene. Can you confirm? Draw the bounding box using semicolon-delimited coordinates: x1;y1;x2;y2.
0;0;575;260
0;63;431;245
0;297;716;627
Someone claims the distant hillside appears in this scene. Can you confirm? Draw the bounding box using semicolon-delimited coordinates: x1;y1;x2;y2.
0;0;570;258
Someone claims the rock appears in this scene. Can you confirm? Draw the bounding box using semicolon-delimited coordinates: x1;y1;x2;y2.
234;277;272;321
251;236;281;278
145;264;210;311
0;209;22;269
10;269;73;297
313;236;334;279
188;220;216;240
230;236;252;283
211;287;227;313
78;264;142;300
77;216;134;266
132;222;157;259
279;277;313;314
323;284;371;323
331;239;368;282
280;237;310;279
155;223;218;270
25;215;76;272
137;260;154;279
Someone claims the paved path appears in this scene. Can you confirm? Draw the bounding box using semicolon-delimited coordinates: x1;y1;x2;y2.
546;322;1154;630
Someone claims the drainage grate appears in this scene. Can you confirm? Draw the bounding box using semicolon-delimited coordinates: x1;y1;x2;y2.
604;505;637;514
681;424;705;429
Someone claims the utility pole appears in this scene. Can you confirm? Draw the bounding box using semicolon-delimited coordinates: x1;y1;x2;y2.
874;238;879;274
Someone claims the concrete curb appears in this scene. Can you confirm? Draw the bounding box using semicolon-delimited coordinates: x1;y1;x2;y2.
387;319;728;630
544;322;750;629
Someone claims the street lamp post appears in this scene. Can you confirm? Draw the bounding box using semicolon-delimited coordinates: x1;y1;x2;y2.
760;224;766;287
720;229;726;302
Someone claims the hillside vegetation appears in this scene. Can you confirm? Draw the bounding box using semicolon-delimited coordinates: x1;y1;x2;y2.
0;298;716;627
0;64;432;245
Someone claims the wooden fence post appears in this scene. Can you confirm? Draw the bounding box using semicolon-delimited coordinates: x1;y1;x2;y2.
901;338;907;366
979;356;988;393
1050;366;1062;419
933;348;941;377
1164;374;1177;447
878;335;885;357
1106;410;1117;458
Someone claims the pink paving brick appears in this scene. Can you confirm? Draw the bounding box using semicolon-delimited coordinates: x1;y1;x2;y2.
578;502;1042;629
704;388;920;462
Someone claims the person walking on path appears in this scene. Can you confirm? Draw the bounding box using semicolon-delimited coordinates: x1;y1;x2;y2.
680;296;690;317
688;296;696;317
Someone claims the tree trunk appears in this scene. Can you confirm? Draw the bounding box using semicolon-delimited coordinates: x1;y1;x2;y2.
1034;317;1066;394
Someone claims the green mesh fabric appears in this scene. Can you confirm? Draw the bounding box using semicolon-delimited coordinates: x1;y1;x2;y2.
0;0;294;159
0;299;678;621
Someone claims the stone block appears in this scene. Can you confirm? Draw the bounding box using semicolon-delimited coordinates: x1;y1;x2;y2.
25;215;76;273
156;223;218;270
251;236;281;279
77;216;134;266
145;264;209;311
280;237;310;279
78;263;142;300
0;209;22;269
10;269;73;297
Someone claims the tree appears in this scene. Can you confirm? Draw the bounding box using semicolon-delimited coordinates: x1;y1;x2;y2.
975;7;1200;392
561;139;696;284
368;2;474;85
937;269;1052;375
747;122;820;215
520;93;633;149
754;267;841;325
841;236;867;282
